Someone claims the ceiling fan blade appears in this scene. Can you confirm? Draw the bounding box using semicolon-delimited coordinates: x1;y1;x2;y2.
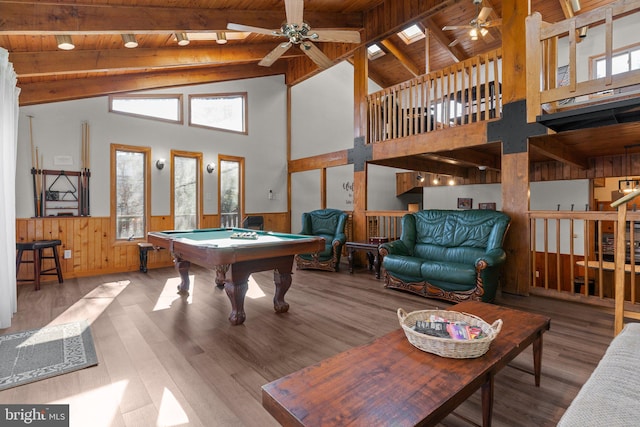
448;39;460;47
259;42;293;67
227;23;279;36
312;29;361;43
285;0;304;24
442;25;472;31
300;42;333;69
477;7;492;23
482;19;502;28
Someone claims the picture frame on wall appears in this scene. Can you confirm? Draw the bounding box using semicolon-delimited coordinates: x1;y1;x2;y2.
457;198;472;210
479;202;497;210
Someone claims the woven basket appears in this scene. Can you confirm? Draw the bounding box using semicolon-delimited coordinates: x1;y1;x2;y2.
397;308;502;359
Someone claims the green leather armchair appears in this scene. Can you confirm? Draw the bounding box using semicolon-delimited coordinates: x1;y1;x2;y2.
379;209;511;303
295;209;348;272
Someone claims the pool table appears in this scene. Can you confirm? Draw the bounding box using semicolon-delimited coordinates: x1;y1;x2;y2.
147;228;325;325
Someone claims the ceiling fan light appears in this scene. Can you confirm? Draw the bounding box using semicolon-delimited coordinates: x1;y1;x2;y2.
122;34;138;48
480;28;489;37
216;32;227;44
469;27;478;40
175;32;190;46
55;35;75;50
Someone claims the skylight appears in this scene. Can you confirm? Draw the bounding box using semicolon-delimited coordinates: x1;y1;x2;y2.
367;44;385;60
398;24;425;44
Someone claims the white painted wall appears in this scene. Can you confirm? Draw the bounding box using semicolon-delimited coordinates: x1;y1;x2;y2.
290;60;411;228
16;75;288;218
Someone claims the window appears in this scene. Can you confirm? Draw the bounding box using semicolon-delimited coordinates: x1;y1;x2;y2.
111;144;150;241
109;94;183;124
172;151;203;230
189;93;247;134
218;155;244;228
593;44;640;79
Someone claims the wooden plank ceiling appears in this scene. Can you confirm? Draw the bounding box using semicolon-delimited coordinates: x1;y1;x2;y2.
1;0;634;175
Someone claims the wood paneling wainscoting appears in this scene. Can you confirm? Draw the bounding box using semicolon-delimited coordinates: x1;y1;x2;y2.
15;212;290;283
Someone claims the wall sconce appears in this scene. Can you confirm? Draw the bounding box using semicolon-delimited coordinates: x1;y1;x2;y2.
216;32;228;44
156;159;165;170
55;35;75;50
122;34;138;48
175;33;190;46
206;163;215;174
578;26;588;38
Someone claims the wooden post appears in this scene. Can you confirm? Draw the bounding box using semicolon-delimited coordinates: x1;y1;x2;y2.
352;45;369;244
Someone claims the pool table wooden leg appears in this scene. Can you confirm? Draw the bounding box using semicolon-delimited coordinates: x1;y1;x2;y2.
225;274;249;326
175;258;191;295
273;270;292;313
214;265;229;288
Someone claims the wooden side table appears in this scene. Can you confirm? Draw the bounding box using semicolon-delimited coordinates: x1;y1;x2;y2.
345;238;388;279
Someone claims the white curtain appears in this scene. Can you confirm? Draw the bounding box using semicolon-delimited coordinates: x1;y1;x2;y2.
0;48;20;328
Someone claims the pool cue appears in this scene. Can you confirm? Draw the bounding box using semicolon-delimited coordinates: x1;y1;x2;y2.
35;146;41;217
81;122;86;215
28;116;38;216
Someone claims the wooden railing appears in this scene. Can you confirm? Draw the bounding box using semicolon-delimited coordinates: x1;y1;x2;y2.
529;210;640;311
525;0;640;122
366;49;502;144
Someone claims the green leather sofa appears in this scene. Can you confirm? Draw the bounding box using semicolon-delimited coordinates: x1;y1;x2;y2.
295;208;348;272
379;209;511;303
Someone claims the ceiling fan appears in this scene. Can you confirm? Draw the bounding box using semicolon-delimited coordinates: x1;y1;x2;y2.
226;0;361;69
442;0;501;47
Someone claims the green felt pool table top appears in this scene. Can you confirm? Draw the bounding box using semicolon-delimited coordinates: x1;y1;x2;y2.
148;228;320;248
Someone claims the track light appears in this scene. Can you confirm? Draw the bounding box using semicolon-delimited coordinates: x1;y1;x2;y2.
216;32;227;44
570;0;581;12
121;34;138;48
55;35;75;50
448;178;456;186
433;175;440;185
416;174;425;183
175;33;190;46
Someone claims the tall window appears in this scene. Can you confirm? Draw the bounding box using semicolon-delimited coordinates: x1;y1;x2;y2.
172;151;202;230
189;93;247;134
111;144;150;241
218;155;244;228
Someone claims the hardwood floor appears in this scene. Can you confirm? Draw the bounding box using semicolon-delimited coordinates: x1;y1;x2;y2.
1;263;619;427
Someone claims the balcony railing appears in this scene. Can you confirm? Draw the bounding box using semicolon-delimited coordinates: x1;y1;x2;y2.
366;48;502;144
525;0;640;122
529;209;640;312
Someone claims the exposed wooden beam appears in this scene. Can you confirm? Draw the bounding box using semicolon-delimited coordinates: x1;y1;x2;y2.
0;2;362;34
17;63;287;106
380;39;420;77
530;136;590;169
372;156;469;178
10;44;304;77
428;147;502;170
288;151;349;173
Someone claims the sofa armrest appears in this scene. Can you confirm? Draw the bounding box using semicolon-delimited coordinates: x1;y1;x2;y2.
475;248;507;270
379;240;411;257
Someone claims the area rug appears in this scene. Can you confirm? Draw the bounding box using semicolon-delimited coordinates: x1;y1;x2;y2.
0;320;98;391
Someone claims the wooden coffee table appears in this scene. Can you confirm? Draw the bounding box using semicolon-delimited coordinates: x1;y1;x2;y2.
262;301;551;427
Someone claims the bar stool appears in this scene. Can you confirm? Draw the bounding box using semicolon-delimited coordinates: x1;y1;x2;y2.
16;239;64;290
